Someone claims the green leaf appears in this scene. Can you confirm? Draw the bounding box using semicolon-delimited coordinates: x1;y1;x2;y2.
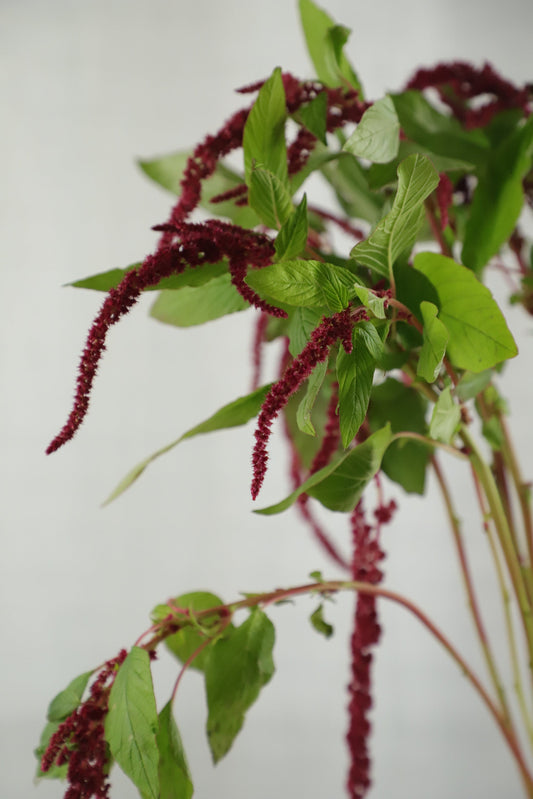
413;252;518;371
309;604;334;638
320;152;384;224
275;194;308;260
296;359;328;436
298;92;328;144
336;327;376;448
245;259;355;312
156;702;194;799
367;139;473;191
204;609;275;763
47;670;93;723
249;167;293;229
105;647;159;799
417;301;449;383
343;96;400;163
391;91;489;166
353;285;387;319
351;154;440;280
256;424;391;514
34;721;68;780
163;592;231;673
149;273;249;328
429;387;461;444
298;0;364;94
138;151;258;227
287;306;323;357
368;378;430;494
462;117;533;272
103;385;271;505
456;369;494;401
243;67;288;186
356;320;385;360
68;261;227;293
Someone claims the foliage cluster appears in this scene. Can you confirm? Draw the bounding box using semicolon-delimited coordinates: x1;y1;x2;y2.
38;1;533;796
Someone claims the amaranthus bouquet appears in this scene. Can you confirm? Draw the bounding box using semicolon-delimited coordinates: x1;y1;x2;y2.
36;1;533;797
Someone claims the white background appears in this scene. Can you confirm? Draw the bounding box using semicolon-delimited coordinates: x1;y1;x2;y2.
2;1;533;798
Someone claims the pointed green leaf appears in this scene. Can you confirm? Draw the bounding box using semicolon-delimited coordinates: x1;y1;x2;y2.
309;604;334;638
391;91;489;166
297;359;328;435
138;151;258;226
336;327;376;448
462;116;533;272
353;285;387;319
417;301;449;383
256;424;391;514
243;68;288;186
413;252;517;371
343;96;400;163
47;670;94;723
163;592;232;673
368;379;430;494
298;92;328;144
69;261;227;293
351;154;439;279
150;273;249;328
105;647;159;799
156;702;194;799
204;609;275;763
429;387;461;444
103;385;271;505
245;258;355;312
275;194;308;260
249;167;294;229
298;0;364;94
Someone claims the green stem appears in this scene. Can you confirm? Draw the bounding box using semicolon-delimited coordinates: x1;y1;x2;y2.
499;412;533;585
393;431;467;460
470;464;533;748
461;427;533;686
142;579;533;793
432;456;513;728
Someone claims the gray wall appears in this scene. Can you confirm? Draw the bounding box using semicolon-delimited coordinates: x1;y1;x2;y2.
2;1;533;797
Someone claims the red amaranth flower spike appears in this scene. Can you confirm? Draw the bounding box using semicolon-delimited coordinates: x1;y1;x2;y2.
41;650;127;799
250;311;270;391
405;61;531;129
346;499;391;799
47;221;283;454
251;309;354;499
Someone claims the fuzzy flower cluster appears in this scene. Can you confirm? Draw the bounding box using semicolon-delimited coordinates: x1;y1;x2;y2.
46;220;280;454
406;61;531;129
346;497;396;798
47;72;369;456
251;308;357;500
41;651;127;799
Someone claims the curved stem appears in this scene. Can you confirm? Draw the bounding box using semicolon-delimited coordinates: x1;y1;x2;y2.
140;578;533;792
